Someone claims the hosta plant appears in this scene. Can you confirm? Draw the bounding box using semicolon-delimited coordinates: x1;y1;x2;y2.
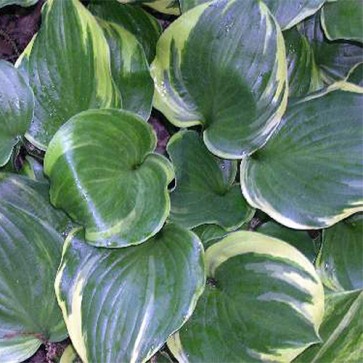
0;0;362;362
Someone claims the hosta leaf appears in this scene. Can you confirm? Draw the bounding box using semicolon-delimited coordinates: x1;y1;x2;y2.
0;60;33;167
19;155;46;182
192;224;230;249
179;0;208;12
151;0;288;159
262;0;326;30
257;221;318;262
44;109;174;248
0;0;37;7
88;0;161;63
99;19;154;119
241;86;363;229
118;0;180;15
294;289;363;363
316;213;363;291
298;13;363;84
0;174;68;362
168;130;254;230
321;0;363;43
17;0;120;150
347;63;363;87
168;231;324;362
60;345;80;363
55;224;205;363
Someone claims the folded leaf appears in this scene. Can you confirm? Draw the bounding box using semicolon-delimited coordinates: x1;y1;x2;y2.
17;0;120;150
168;231;324;362
151;0;288;159
44;109;174;248
0;60;33;166
316;213;363;291
55;224;205;363
0;174;68;362
241;85;363;229
168;130;254;230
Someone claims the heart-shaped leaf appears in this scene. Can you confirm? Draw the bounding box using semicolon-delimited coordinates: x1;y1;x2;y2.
151;0;288;159
44;109;174;248
118;0;180;15
88;0;161;63
168;231;324;362
167;130;254;230
316;213;363;292
241;85;363;229
294;289;363;363
257;221;318;262
55;224;205;363
263;0;325;30
98;19;154;119
17;0;120;150
321;0;363;43
0;174;68;362
0;60;33;166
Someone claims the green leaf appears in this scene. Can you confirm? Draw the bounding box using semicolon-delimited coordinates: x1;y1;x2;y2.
347;62;363;87
98;19;154;119
294;289;363;363
257;221;318;262
0;60;33;167
321;0;363;43
18;155;46;182
241;86;363;229
167;130;254;230
179;0;208;12
17;0;120;150
263;0;326;30
88;0;161;63
44;109;174;248
192;224;230;249
0;174;68;362
151;0;288;159
55;224;205;363
168;231;324;362
60;345;81;363
0;0;37;8
118;0;180;15
316;213;363;291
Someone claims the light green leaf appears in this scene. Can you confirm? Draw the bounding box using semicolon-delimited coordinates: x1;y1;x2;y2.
347;62;363;87
44;109;174;248
241;86;363;229
263;0;326;30
118;0;180;15
98;19;154;119
294;289;363;363
257;221;318;263
321;0;363;43
179;0;208;12
0;174;68;363
17;0;120;150
168;231;324;362
0;0;37;7
316;213;363;292
55;224;205;363
88;0;161;63
60;345;81;363
151;0;288;159
168;130;254;230
0;60;33;167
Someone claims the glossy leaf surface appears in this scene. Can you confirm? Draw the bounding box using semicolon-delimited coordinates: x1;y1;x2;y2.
257;221;317;262
88;0;161;63
241;87;363;229
168;231;324;362
56;225;205;363
168;131;253;230
0;174;68;362
99;19;153;119
0;60;33;166
151;0;288;159
17;0;120;150
295;290;363;363
44;109;174;248
316;213;363;291
321;0;363;43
